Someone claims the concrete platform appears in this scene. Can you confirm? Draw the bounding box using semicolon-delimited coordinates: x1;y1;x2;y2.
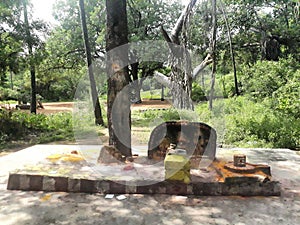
4;145;285;196
1;145;300;225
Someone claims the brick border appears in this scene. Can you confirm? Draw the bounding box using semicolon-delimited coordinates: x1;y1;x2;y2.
7;173;281;196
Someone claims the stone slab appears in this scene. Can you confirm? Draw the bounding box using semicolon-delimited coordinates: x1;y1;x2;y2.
4;145;285;196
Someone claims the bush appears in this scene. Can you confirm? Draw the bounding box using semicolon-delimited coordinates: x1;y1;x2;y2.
0;110;74;147
224;97;300;149
240;57;299;99
0;110;24;141
141;108;200;122
194;97;299;149
0;88;19;101
191;83;206;102
272;69;300;119
217;73;239;98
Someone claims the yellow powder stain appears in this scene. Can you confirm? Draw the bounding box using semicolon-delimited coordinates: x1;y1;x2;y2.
46;152;84;163
40;193;52;202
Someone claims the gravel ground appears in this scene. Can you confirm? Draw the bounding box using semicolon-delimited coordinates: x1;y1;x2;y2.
0;145;299;225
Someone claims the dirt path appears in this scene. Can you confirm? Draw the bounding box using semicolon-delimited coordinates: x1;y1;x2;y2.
10;99;171;114
131;99;171;111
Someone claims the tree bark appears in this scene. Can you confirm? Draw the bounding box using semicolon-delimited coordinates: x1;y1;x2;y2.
160;0;197;110
23;0;36;114
79;0;104;126
106;0;131;157
170;0;197;45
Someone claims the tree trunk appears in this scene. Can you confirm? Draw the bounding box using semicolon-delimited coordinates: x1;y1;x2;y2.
209;0;217;111
79;0;104;126
261;35;280;61
170;56;194;110
219;1;239;96
10;70;14;90
160;0;197;110
129;51;142;103
106;0;131;157
23;0;36;114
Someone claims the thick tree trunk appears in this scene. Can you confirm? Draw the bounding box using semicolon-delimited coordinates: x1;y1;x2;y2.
79;0;104;126
170;55;194;110
106;0;131;157
160;0;197;110
23;0;36;114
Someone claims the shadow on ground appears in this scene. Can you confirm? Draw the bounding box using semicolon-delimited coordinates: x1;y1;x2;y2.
0;189;300;225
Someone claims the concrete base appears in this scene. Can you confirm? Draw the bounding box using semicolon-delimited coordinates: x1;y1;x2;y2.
6;145;281;196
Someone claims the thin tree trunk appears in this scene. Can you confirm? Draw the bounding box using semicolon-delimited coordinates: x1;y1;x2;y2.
23;0;36;114
209;0;217;111
79;0;104;126
106;0;131;157
161;86;164;101
130;51;141;103
219;1;239;96
10;70;13;90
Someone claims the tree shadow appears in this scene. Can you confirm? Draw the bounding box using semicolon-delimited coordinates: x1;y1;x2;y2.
0;189;300;225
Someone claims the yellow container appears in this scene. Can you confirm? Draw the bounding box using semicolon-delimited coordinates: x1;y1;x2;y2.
164;150;191;184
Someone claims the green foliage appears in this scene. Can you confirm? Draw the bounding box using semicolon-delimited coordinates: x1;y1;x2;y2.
0;110;73;148
241;57;300;100
0;0;48;102
191;83;206;102
139;107;199;123
216;0;300;73
0;110;24;142
223;97;299;149
216;73;237;98
1;0;299;151
273;69;300;118
134;94;300;149
127;0;181;41
194;97;300;149
0;87;18;100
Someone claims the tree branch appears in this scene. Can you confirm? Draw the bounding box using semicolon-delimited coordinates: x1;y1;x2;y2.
160;25;172;43
154;53;212;87
153;71;171;87
171;0;197;44
192;53;213;79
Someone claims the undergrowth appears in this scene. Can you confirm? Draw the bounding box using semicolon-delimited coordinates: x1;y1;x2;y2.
0;111;74;150
1;96;299;151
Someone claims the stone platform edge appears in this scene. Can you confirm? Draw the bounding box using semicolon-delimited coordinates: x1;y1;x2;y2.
7;173;281;196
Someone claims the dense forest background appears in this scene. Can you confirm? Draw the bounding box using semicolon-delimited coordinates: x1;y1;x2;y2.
0;0;299;150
